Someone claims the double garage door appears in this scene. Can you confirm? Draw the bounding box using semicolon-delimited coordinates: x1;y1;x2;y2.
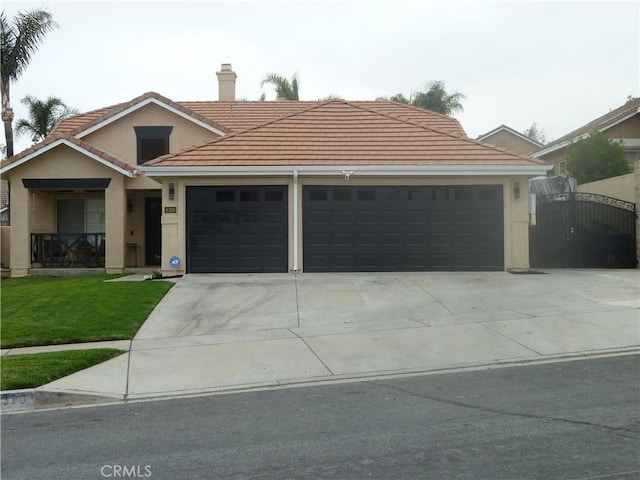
186;185;504;273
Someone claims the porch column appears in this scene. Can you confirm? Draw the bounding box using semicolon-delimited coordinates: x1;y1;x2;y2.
105;176;126;273
9;180;30;277
635;157;640;267
508;177;530;270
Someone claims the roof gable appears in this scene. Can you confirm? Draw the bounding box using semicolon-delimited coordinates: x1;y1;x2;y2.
51;92;227;139
144;100;549;170
0;134;137;177
534;97;640;157
54;96;467;139
477;124;544;148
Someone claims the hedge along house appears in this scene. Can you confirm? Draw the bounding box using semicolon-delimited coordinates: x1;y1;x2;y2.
0;64;551;277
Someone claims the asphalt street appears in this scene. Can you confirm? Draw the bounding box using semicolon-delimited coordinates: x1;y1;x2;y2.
2;354;639;480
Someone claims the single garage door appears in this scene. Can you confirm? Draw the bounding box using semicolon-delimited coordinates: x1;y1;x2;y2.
186;186;288;273
303;185;504;272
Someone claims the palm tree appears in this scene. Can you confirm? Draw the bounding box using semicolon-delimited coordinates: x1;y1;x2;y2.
378;81;465;116
15;95;78;143
260;73;299;101
412;81;465;115
1;8;58;157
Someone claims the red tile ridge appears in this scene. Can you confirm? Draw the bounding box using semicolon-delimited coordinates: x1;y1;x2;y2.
367;100;466;132
344;101;549;166
150;99;549;167
145;101;341;165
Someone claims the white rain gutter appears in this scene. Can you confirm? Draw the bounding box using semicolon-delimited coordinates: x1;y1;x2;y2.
292;170;299;272
140;164;552;177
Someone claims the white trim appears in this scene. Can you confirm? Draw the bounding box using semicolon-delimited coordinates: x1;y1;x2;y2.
0;138;135;177
613;138;640;148
533;108;640;157
140;164;552;177
76;98;226;138
292;170;299;272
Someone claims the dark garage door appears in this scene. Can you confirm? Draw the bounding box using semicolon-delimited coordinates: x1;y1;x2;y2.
186;186;288;273
303;185;504;272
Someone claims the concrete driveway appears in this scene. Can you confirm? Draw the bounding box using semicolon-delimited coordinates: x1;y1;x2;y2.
41;270;640;403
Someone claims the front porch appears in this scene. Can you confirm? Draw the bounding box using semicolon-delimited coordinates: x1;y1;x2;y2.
31;232;106;268
4;184;162;277
26;267;161;277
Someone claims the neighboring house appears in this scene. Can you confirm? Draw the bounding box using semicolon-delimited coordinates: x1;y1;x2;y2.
476;124;544;156
532;97;640;176
0;64;550;278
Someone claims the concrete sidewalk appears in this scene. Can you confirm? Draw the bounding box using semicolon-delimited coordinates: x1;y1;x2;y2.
5;270;640;410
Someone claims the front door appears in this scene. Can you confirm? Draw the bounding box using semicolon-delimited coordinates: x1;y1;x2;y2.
145;197;162;266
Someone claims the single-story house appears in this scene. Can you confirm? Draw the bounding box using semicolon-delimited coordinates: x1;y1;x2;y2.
0;64;551;277
532;97;640;176
476;124;544;156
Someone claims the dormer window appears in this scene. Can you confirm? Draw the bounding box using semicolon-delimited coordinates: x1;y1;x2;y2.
134;126;173;164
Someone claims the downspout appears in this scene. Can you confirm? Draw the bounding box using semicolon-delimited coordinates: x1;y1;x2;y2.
293;170;299;271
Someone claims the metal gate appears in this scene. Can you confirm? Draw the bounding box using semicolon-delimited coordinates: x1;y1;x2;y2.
530;193;637;268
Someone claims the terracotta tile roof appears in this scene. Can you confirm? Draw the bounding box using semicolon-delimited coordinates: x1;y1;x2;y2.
146;100;549;167
538;97;640;151
49;92;228;137
49;106;115;136
355;101;466;136
1;134;137;174
180;100;466;136
52;95;466;138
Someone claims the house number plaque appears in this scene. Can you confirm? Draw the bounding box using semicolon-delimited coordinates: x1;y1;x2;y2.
164;207;177;214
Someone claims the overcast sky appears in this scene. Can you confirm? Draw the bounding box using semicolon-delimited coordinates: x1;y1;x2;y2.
3;0;639;155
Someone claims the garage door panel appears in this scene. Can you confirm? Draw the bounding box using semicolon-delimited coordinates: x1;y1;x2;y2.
186;186;288;273
303;185;503;272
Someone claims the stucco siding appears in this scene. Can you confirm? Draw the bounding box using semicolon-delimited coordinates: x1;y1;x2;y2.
1;225;9;270
607;115;640;139
82;103;221;165
482;131;540;156
4;144;131;276
577;173;635;203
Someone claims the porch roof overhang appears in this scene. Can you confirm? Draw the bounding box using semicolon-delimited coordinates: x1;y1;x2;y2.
0;135;137;178
22;178;112;189
140;163;553;177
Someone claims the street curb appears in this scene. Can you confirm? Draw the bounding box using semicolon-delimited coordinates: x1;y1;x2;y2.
3;348;638;414
1;389;35;412
1;389;121;413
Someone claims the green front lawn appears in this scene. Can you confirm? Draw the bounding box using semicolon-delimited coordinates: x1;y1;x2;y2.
1;275;173;348
0;349;125;390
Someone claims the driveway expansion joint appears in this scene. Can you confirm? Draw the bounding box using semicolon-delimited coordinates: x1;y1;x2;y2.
479;322;543;356
402;273;454;315
287;328;334;376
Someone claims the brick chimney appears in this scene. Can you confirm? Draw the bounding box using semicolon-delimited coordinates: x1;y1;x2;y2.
216;63;237;101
